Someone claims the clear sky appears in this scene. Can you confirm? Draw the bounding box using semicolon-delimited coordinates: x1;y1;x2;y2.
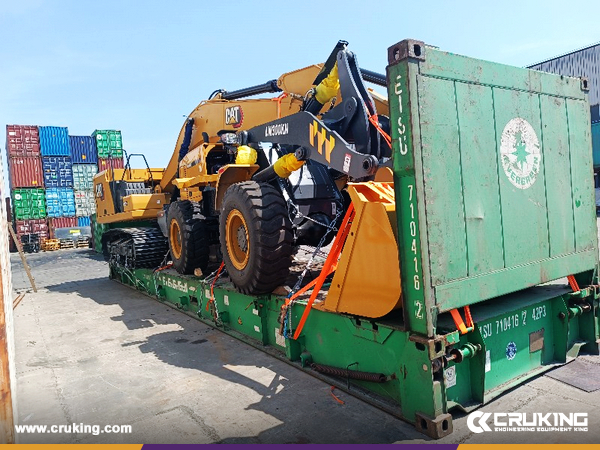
2;0;599;174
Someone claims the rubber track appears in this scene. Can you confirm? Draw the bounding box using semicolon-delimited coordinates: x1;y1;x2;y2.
104;227;168;269
220;181;293;295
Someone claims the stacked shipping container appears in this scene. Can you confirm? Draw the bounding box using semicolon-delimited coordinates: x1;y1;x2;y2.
97;157;125;171
42;156;73;187
93;130;123;158
77;216;91;227
11;188;46;220
6;125;125;249
70;136;97;227
72;164;97;190
6;125;40;156
39;127;70;156
45;188;76;217
74;190;95;216
74;131;119;221
95;129;124;173
39;127;76;231
69;136;97;164
6;126;46;245
48;217;77;239
15;219;49;241
8;157;43;189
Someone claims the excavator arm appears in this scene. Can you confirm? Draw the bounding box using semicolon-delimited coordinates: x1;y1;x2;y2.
160;42;388;193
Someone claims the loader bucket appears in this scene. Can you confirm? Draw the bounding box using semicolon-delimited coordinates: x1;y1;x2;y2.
318;182;402;318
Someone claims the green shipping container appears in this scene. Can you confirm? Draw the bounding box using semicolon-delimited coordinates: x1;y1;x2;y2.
12;188;46;220
92;129;123;158
387;40;598;336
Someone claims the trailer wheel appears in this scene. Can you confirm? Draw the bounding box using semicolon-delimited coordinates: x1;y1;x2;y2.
220;181;293;294
167;200;209;274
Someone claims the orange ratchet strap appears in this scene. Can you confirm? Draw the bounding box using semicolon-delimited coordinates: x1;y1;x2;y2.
206;261;225;312
368;114;392;148
450;306;474;335
285;204;355;340
567;275;580;293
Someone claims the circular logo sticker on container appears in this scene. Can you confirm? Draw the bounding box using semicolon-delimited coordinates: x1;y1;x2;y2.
445;365;457;388
500;118;541;190
506;341;517;360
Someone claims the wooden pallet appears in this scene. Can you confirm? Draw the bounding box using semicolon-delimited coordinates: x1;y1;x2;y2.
59;239;75;249
41;239;60;251
76;238;90;248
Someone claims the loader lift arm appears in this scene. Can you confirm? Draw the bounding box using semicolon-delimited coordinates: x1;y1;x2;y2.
241;42;389;180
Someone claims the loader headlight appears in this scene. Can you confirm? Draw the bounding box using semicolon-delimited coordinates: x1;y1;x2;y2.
220;132;239;145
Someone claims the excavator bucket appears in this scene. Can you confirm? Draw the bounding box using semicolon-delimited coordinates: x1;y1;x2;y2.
318;182;402;318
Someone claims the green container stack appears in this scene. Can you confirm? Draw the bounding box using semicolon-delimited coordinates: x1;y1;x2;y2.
12;188;46;220
92;130;123;158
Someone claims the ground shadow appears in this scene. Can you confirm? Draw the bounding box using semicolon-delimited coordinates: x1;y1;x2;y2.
44;272;424;444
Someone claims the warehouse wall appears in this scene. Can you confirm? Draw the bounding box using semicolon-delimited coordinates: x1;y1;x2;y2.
528;43;600;105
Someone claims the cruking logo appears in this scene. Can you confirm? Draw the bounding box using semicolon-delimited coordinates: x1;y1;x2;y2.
467;411;588;433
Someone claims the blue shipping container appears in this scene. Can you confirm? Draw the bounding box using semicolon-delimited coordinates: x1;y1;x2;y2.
77;216;91;227
42;156;73;188
39;126;70;156
69;135;97;164
45;188;76;218
592;121;600;169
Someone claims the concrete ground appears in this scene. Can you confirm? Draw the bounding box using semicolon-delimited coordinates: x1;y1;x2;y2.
10;249;600;444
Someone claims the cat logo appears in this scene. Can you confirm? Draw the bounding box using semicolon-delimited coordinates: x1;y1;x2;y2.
225;106;243;128
309;120;335;162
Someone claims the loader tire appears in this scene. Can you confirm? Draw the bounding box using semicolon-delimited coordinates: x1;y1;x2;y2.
167;200;209;275
220;181;293;295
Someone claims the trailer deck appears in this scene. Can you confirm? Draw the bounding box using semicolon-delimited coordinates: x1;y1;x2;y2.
10;248;600;444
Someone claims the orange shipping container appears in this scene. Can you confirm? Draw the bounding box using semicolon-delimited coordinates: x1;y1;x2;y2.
97;157;124;172
8;157;44;188
48;217;77;238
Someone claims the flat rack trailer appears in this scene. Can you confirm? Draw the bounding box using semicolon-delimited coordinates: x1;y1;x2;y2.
108;39;600;439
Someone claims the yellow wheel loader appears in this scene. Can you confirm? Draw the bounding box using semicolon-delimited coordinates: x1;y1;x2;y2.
94;41;391;294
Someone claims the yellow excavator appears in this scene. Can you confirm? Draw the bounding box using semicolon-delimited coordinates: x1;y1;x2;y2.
94;41;394;297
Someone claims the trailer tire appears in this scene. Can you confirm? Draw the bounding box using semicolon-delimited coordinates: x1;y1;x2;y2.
167;200;209;274
220;181;293;295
